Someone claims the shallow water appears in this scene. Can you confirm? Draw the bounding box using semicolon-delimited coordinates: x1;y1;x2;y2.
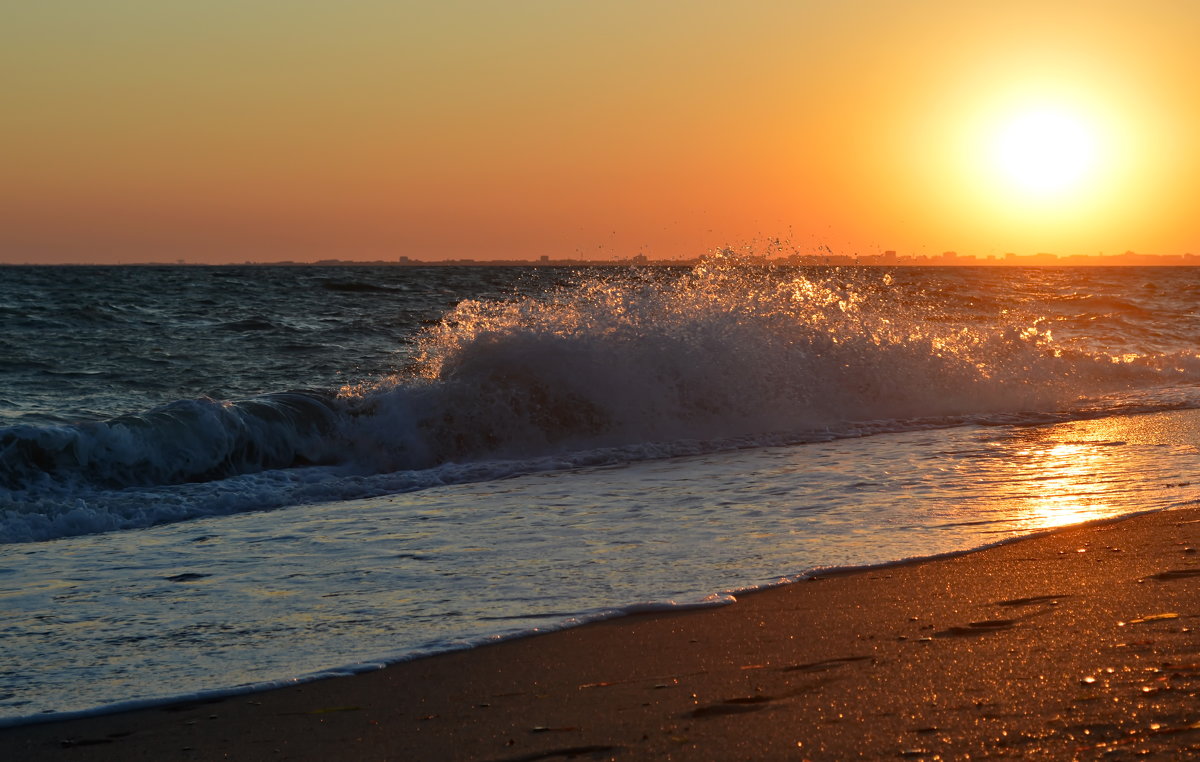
4;406;1199;722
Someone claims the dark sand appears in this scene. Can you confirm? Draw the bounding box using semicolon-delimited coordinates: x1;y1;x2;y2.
6;506;1200;760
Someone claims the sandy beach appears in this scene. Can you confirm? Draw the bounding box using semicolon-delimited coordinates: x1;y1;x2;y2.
4;504;1200;760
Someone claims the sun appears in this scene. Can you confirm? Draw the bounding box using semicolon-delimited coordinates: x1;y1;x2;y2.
990;108;1100;198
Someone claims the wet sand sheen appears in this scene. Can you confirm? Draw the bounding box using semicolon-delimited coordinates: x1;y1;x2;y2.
6;505;1200;760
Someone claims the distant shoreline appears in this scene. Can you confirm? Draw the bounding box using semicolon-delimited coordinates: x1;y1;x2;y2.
3;254;1199;268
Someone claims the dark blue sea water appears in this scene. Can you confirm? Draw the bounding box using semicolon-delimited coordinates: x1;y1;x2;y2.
0;265;573;426
4;260;1200;722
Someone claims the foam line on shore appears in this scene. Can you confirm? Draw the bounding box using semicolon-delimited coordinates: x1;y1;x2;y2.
0;593;738;729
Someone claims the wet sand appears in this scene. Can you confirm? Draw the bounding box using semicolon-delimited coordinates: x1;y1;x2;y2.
6;505;1200;760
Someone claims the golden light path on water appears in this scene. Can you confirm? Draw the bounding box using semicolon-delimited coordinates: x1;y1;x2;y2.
1010;440;1122;529
966;412;1200;533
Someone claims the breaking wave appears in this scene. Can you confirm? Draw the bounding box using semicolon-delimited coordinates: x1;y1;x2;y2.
4;256;1199;542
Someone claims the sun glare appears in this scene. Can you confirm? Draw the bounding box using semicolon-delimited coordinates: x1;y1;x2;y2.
991;109;1099;198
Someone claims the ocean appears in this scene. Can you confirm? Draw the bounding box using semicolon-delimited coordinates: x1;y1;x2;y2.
3;259;1200;724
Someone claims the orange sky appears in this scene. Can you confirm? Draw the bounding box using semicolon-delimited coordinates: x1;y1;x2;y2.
3;1;1198;264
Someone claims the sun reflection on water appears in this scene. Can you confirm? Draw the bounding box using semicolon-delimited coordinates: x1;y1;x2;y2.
1009;441;1114;529
968;412;1200;533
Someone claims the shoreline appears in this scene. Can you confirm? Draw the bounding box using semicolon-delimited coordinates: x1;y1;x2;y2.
7;505;1200;759
0;505;1163;732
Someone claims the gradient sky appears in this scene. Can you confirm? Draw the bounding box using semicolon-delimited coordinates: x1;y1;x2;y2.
3;1;1198;263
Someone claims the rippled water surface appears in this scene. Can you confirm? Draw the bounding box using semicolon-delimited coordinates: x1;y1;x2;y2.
3;262;1200;722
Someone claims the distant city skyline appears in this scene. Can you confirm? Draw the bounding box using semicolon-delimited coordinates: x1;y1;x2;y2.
6;249;1197;268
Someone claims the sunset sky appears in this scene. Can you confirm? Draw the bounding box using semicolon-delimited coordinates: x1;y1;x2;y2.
3;1;1198;264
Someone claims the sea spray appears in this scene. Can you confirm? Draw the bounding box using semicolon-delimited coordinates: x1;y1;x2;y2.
342;256;1149;469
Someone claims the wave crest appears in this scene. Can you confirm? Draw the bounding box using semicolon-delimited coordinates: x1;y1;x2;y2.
347;259;1121;463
